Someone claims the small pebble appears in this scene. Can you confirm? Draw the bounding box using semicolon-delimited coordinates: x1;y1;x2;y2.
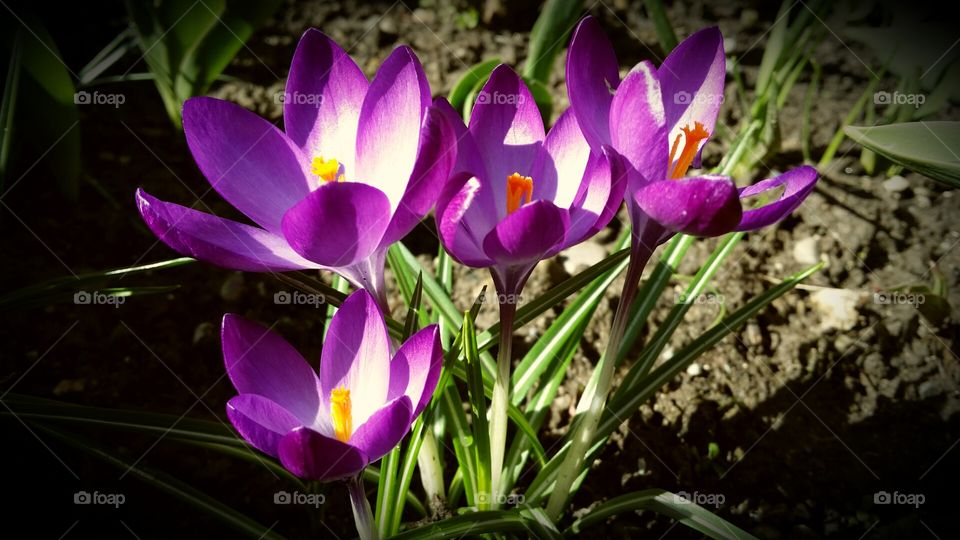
686;363;702;376
882;175;910;193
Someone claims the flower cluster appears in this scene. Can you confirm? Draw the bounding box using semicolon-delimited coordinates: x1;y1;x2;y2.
134;18;819;538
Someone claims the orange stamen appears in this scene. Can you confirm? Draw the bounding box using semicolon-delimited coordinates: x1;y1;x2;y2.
506;172;533;214
669;122;710;179
330;387;352;443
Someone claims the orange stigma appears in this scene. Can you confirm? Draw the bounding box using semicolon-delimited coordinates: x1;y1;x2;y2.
330;387;352;443
506;172;533;214
668;122;710;179
311;156;343;184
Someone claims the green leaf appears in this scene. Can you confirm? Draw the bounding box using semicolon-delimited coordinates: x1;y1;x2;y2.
0;257;194;311
643;0;678;53
566;489;758;539
526;263;823;503
36;423;287;539
522;507;564;540
390;510;532;539
2;13;81;199
0;28;22;188
845;122;960;188
126;0;281;127
1;393;243;446
462;312;491;507
523;0;584;84
448;58;500;112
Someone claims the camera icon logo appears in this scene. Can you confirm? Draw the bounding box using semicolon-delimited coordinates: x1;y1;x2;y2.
673;91;692;105
74;491;91;504
274;491;292;504
74;291;92;304
74;91;91;105
874;491;891;504
274;291;291;305
274;92;287;104
873;291;891;305
874;91;891;105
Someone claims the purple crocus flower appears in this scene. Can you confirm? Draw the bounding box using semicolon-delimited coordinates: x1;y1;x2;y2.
566;16;818;246
222;289;442;481
435;64;626;297
136;29;455;308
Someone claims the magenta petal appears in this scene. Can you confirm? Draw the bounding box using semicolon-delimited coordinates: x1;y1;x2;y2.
183;97;311;233
278;427;369;481
388;325;443;417
469;65;544;217
566;16;620;149
136;190;316;272
226;394;301;457
350;396;413;462
280;182;391;267
355;46;431;208
482;200;569;265
566;148;626;245
533;108;591;208
736;165;818;231
222;314;321;425
658;27;725;170
436;175;496;267
284;29;368;173
319;290;391;427
634;175;742;237
381;103;457;245
434;98;487;179
610;61;669;187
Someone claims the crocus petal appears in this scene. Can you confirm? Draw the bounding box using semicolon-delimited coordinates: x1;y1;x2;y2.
469;65;544;220
355;46;431;209
566;147;626;245
349;396;413;462
436;174;496;267
633;175;741;237
610;61;669;187
567;16;620;150
319;290;391;428
183;97;311;233
226;394;301;457
278;427;368;481
658;27;725;170
136;189;316;272
284;29;368;174
388;325;443;417
532;108;590;208
381;103;457;246
736;165;818;231
280;182;391;267
222;314;322;426
482;199;569;266
434;98;487;179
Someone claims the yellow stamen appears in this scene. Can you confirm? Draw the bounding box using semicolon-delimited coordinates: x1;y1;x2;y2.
311;156;343;183
669;122;710;179
330;387;352;443
506;172;533;214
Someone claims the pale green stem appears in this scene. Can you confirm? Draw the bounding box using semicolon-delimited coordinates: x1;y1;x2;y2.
545;238;653;519
347;474;378;540
488;297;517;508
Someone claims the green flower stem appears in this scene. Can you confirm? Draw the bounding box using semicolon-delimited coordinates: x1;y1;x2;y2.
347;474;378;540
488;298;518;508
545;235;654;519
